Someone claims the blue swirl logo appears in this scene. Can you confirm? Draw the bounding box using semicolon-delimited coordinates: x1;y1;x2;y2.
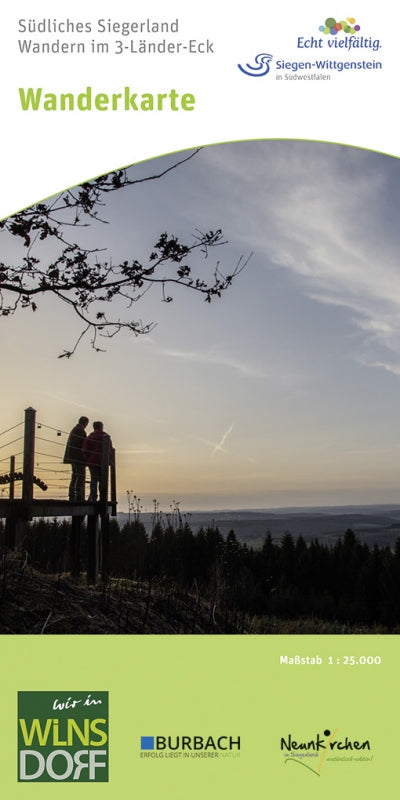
237;53;273;77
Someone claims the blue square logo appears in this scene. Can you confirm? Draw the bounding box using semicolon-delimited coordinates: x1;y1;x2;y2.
141;736;154;750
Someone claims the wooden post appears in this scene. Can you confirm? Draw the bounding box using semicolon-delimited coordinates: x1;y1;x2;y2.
87;515;99;583
99;434;110;506
9;456;15;501
5;515;15;549
22;407;36;517
101;514;110;582
99;434;110;581
5;456;16;548
110;447;117;517
70;516;82;577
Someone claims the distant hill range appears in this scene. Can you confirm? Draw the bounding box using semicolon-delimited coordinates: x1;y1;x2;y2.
117;504;400;548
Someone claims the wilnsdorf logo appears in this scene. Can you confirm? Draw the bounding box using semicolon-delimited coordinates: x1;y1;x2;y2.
17;692;109;782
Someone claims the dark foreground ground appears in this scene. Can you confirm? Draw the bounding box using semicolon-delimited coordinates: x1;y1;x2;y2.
0;551;390;635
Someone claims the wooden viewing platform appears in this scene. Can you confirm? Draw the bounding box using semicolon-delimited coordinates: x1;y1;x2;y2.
0;498;116;518
0;407;117;583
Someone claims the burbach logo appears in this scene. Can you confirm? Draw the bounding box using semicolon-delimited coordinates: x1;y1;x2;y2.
140;734;241;759
281;727;373;777
17;692;109;782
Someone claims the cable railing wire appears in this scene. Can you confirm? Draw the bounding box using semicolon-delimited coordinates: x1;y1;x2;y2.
0;422;23;439
37;421;68;436
0;414;99;507
0;436;24;451
0;452;23;463
36;436;65;447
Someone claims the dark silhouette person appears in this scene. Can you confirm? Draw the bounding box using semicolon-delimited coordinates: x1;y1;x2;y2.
63;416;89;500
82;421;112;501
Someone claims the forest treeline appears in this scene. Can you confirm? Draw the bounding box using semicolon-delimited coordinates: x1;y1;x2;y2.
2;518;400;630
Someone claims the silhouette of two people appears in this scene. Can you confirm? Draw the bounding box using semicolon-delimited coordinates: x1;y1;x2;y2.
64;418;112;502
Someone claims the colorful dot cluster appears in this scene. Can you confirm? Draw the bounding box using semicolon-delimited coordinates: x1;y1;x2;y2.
319;17;361;35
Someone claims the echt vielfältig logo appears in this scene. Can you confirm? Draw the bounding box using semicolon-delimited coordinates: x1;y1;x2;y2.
18;692;109;782
319;17;361;35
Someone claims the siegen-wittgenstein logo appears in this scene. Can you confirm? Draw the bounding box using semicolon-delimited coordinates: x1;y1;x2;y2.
18;692;109;782
237;53;273;77
281;727;372;777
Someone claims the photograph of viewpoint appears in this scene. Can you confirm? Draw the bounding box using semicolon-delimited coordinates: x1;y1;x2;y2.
1;140;400;634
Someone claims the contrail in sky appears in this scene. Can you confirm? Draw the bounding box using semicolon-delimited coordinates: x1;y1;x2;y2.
211;423;234;457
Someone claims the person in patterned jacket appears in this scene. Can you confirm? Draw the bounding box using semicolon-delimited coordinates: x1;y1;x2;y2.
82;421;113;501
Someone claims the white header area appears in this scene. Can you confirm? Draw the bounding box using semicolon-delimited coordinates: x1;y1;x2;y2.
1;0;398;217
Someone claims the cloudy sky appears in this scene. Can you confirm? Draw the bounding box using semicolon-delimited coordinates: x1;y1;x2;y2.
1;140;400;511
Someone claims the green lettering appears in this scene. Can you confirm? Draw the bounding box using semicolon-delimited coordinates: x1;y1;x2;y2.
43;93;57;111
181;93;196;111
18;87;42;110
124;87;138;110
94;93;109;111
19;718;53;746
141;93;154;111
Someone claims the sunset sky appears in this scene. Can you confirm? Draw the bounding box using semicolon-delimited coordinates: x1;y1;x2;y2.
1;140;400;512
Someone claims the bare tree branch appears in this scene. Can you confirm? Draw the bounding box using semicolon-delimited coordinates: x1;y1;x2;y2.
0;149;250;356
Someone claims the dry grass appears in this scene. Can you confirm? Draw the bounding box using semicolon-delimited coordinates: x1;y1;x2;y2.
0;550;238;634
1;549;391;635
246;615;390;634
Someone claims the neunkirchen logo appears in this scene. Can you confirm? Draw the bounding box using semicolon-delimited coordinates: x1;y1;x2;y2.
281;727;372;777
